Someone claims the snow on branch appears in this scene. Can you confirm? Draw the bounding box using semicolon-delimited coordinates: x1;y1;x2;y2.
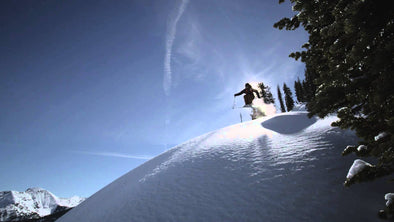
346;159;373;180
357;145;367;152
344;159;375;186
375;132;389;141
342;144;370;156
386;193;394;208
379;193;394;219
342;145;356;156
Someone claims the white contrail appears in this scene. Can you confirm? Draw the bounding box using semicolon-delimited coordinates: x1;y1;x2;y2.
163;0;189;96
72;151;153;160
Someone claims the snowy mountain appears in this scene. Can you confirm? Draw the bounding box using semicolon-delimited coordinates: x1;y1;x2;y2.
58;111;391;222
0;188;84;221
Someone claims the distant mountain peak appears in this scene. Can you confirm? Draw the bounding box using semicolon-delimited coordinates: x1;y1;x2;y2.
0;188;84;222
25;187;46;192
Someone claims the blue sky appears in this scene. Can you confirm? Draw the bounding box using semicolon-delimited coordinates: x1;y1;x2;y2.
0;0;307;198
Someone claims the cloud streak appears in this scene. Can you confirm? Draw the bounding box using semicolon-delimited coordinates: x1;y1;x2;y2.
72;150;153;160
163;0;189;96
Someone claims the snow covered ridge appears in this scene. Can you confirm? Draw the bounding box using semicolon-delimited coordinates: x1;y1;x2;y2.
0;188;85;222
58;111;392;222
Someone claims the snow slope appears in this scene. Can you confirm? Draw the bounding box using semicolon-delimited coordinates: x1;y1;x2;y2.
59;111;391;222
0;188;84;221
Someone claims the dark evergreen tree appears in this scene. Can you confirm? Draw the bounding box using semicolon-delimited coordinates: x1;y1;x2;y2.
275;0;394;216
258;82;275;104
277;85;286;112
283;83;294;111
258;82;267;99
302;67;317;102
264;87;275;104
294;78;304;102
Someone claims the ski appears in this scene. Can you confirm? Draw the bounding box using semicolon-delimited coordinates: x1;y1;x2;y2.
233;105;257;109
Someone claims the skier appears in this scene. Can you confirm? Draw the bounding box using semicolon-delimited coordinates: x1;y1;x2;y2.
234;83;261;106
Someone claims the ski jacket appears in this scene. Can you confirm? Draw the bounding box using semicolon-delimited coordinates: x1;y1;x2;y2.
234;88;261;98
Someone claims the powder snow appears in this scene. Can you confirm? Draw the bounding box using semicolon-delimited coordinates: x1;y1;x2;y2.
58;111;391;222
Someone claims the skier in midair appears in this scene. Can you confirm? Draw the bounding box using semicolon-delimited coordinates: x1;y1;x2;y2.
234;83;261;106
